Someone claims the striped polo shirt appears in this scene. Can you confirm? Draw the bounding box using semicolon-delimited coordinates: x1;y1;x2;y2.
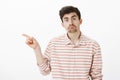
38;33;102;80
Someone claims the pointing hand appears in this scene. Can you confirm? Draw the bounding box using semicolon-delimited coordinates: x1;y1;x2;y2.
22;34;39;49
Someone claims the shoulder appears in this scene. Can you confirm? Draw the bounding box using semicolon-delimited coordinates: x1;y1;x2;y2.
82;34;100;47
49;34;66;43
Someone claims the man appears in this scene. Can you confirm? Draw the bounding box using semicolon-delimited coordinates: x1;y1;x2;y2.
23;6;103;80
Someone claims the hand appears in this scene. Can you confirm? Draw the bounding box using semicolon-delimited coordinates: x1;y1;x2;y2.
22;34;39;49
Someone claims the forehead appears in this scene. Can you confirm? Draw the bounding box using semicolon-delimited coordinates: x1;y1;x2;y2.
63;12;78;19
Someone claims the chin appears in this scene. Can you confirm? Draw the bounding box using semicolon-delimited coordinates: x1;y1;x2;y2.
68;30;77;33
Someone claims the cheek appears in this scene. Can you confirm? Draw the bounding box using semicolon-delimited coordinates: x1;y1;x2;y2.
63;23;69;28
74;21;80;26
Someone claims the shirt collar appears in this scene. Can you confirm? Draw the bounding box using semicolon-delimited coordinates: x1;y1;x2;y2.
64;32;85;45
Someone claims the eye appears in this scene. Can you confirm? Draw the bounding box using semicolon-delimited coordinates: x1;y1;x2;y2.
72;17;77;20
64;19;69;22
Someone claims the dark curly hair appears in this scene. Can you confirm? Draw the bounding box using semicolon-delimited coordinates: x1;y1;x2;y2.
59;6;81;22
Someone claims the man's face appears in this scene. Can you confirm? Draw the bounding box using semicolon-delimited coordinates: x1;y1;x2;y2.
62;12;82;33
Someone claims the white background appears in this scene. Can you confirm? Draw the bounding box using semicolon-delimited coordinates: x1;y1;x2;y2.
0;0;120;80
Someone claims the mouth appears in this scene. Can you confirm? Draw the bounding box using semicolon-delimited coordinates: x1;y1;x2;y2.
67;25;77;33
69;25;76;29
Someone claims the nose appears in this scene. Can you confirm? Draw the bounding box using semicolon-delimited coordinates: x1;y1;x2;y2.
69;19;73;25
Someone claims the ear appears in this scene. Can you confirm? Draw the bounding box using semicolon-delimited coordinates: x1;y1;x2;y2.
61;23;64;28
79;19;82;24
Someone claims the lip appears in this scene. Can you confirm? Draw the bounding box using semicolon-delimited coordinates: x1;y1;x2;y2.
69;25;76;29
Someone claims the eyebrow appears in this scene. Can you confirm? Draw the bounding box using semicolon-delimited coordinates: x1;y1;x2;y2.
63;15;77;20
71;15;77;18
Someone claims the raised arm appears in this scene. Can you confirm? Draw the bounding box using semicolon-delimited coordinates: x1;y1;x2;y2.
22;34;44;64
22;34;51;75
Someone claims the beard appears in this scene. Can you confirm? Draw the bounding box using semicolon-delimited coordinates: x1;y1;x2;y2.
68;24;77;33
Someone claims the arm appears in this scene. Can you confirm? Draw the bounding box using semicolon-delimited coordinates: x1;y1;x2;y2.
22;34;51;75
90;42;103;80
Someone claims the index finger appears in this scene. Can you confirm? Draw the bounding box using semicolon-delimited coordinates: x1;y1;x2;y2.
22;34;31;38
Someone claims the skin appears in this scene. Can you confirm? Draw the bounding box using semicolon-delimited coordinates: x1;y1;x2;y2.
22;12;82;65
62;12;82;44
22;34;44;65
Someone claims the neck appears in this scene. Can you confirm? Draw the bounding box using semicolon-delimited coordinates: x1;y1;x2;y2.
67;31;81;44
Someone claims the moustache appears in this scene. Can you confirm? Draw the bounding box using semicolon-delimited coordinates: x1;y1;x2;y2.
68;24;76;28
